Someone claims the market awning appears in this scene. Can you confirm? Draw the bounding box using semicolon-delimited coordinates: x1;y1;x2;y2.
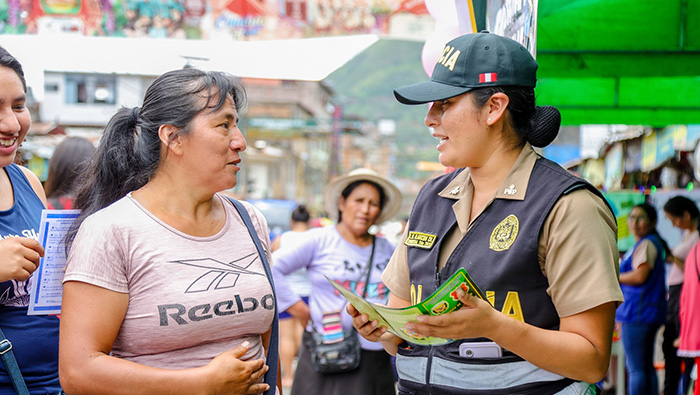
535;0;700;126
0;34;379;101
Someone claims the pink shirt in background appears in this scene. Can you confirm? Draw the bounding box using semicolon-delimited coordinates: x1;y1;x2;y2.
669;229;699;286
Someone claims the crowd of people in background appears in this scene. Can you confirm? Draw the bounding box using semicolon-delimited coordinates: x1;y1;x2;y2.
1;29;700;395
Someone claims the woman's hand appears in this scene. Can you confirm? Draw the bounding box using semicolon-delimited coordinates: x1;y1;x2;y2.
0;237;44;282
666;254;685;271
61;281;273;395
203;342;270;395
286;299;311;328
403;288;497;340
347;303;387;342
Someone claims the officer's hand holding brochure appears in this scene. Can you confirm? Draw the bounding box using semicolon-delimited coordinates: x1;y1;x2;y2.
328;268;485;345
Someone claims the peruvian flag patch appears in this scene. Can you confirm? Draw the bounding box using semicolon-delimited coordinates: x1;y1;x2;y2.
479;73;497;83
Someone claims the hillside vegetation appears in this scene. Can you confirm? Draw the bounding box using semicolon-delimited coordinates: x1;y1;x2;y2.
325;39;440;179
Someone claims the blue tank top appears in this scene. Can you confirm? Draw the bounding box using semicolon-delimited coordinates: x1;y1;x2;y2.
0;164;61;393
615;234;667;325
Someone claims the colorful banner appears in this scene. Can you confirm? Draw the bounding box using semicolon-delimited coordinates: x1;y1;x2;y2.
603;142;624;191
0;0;433;39
40;0;81;14
642;127;683;172
486;0;537;57
602;190;645;252
666;124;700;152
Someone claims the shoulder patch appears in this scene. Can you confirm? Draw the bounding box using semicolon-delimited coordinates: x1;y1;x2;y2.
405;231;437;249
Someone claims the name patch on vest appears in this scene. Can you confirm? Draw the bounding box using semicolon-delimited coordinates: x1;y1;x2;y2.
405;231;437;249
489;214;519;251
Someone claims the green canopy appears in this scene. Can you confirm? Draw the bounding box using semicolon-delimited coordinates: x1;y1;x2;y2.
535;0;700;126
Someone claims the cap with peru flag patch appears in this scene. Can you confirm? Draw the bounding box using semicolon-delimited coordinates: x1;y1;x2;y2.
394;31;538;105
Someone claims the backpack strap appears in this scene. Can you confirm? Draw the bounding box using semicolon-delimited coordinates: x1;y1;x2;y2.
0;328;30;395
225;197;279;395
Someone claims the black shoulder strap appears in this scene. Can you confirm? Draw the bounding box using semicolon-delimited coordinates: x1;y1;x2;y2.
225;197;278;395
360;236;376;298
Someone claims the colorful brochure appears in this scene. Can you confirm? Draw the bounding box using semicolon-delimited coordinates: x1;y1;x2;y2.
327;268;485;345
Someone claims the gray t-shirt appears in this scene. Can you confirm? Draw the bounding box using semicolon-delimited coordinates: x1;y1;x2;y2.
64;193;274;369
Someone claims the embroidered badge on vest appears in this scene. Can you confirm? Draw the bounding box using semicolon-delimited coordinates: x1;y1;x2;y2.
489;214;519;251
405;231;437;249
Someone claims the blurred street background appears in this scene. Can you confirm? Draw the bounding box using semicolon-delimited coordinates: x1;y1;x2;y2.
2;1;700;393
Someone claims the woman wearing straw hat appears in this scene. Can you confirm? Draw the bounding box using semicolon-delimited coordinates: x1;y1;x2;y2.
349;31;623;394
272;168;401;395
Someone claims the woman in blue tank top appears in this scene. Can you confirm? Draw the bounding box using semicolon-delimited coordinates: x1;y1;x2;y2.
617;203;669;395
0;45;61;394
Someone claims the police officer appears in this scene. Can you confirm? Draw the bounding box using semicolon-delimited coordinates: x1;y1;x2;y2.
349;31;623;394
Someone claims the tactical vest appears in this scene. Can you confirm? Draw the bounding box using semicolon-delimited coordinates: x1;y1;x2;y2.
397;157;610;395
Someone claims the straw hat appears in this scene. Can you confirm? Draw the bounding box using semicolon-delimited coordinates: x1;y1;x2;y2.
323;168;402;225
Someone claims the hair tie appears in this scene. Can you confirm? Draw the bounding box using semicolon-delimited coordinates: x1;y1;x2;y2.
528;106;561;148
130;107;141;126
131;107;141;121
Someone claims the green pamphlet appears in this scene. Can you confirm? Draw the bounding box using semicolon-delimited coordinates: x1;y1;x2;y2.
327;268;485;345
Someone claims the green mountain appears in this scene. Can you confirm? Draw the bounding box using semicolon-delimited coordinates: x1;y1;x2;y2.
325;39;440;179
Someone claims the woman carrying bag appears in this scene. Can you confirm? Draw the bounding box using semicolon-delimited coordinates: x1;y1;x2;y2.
272;168;401;395
59;68;279;395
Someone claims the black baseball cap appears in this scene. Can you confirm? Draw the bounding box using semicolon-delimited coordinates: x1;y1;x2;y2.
394;31;538;105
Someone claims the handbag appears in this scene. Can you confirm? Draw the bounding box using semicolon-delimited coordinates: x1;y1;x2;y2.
308;237;375;374
308;327;362;374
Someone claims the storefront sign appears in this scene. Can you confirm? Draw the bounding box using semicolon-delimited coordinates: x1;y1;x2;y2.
641;128;675;172
487;0;538;57
604;142;624;191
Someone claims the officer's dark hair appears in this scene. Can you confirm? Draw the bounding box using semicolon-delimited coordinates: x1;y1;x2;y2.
67;68;247;247
471;86;560;150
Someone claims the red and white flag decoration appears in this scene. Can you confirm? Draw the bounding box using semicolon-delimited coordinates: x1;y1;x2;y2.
479;73;497;83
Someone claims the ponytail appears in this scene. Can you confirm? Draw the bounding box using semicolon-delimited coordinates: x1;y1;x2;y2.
66;106;160;247
66;68;246;248
651;229;672;260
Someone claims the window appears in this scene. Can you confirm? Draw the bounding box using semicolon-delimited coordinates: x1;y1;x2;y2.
65;74;116;105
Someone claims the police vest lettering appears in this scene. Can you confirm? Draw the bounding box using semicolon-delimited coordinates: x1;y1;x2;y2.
158;293;274;326
486;290;524;322
436;45;461;71
411;285;526;323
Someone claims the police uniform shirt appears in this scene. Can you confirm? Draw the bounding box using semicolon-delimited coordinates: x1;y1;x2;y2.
382;144;623;318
